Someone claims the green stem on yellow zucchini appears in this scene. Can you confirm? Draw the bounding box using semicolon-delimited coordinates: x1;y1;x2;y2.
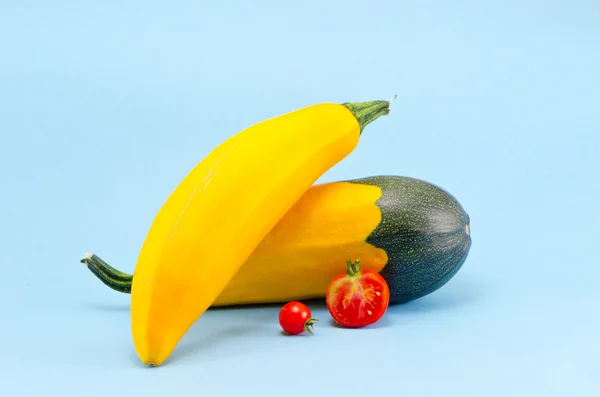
82;253;132;281
342;96;395;133
81;253;132;293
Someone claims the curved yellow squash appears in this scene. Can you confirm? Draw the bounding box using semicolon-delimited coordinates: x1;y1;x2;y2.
216;181;387;306
130;100;390;366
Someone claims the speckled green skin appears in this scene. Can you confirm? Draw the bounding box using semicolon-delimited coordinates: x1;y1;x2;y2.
350;176;472;304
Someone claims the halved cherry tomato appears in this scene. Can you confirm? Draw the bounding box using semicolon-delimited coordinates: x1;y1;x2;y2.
279;301;318;335
326;259;390;327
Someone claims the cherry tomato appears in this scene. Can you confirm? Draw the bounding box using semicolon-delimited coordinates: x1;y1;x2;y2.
278;301;318;335
326;258;390;327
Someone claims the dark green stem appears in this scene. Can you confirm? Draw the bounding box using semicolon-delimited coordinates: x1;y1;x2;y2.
342;96;395;133
81;253;132;293
81;253;132;281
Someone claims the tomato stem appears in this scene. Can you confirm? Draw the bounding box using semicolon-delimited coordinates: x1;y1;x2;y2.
304;318;318;334
345;258;362;277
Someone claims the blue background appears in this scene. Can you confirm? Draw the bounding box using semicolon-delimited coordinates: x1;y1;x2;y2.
1;1;598;396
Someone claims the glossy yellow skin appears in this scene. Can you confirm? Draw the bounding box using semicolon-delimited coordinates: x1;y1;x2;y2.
213;181;388;306
131;103;363;366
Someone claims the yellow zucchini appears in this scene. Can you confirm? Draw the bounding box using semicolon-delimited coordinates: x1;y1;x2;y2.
120;100;391;366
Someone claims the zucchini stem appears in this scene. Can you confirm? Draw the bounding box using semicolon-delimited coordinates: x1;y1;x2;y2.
81;253;132;294
342;98;395;133
82;253;132;281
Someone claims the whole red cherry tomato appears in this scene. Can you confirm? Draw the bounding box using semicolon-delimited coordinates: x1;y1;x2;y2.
326;258;390;327
279;301;318;335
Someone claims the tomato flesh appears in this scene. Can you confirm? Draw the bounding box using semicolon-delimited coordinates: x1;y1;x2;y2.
326;268;390;327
